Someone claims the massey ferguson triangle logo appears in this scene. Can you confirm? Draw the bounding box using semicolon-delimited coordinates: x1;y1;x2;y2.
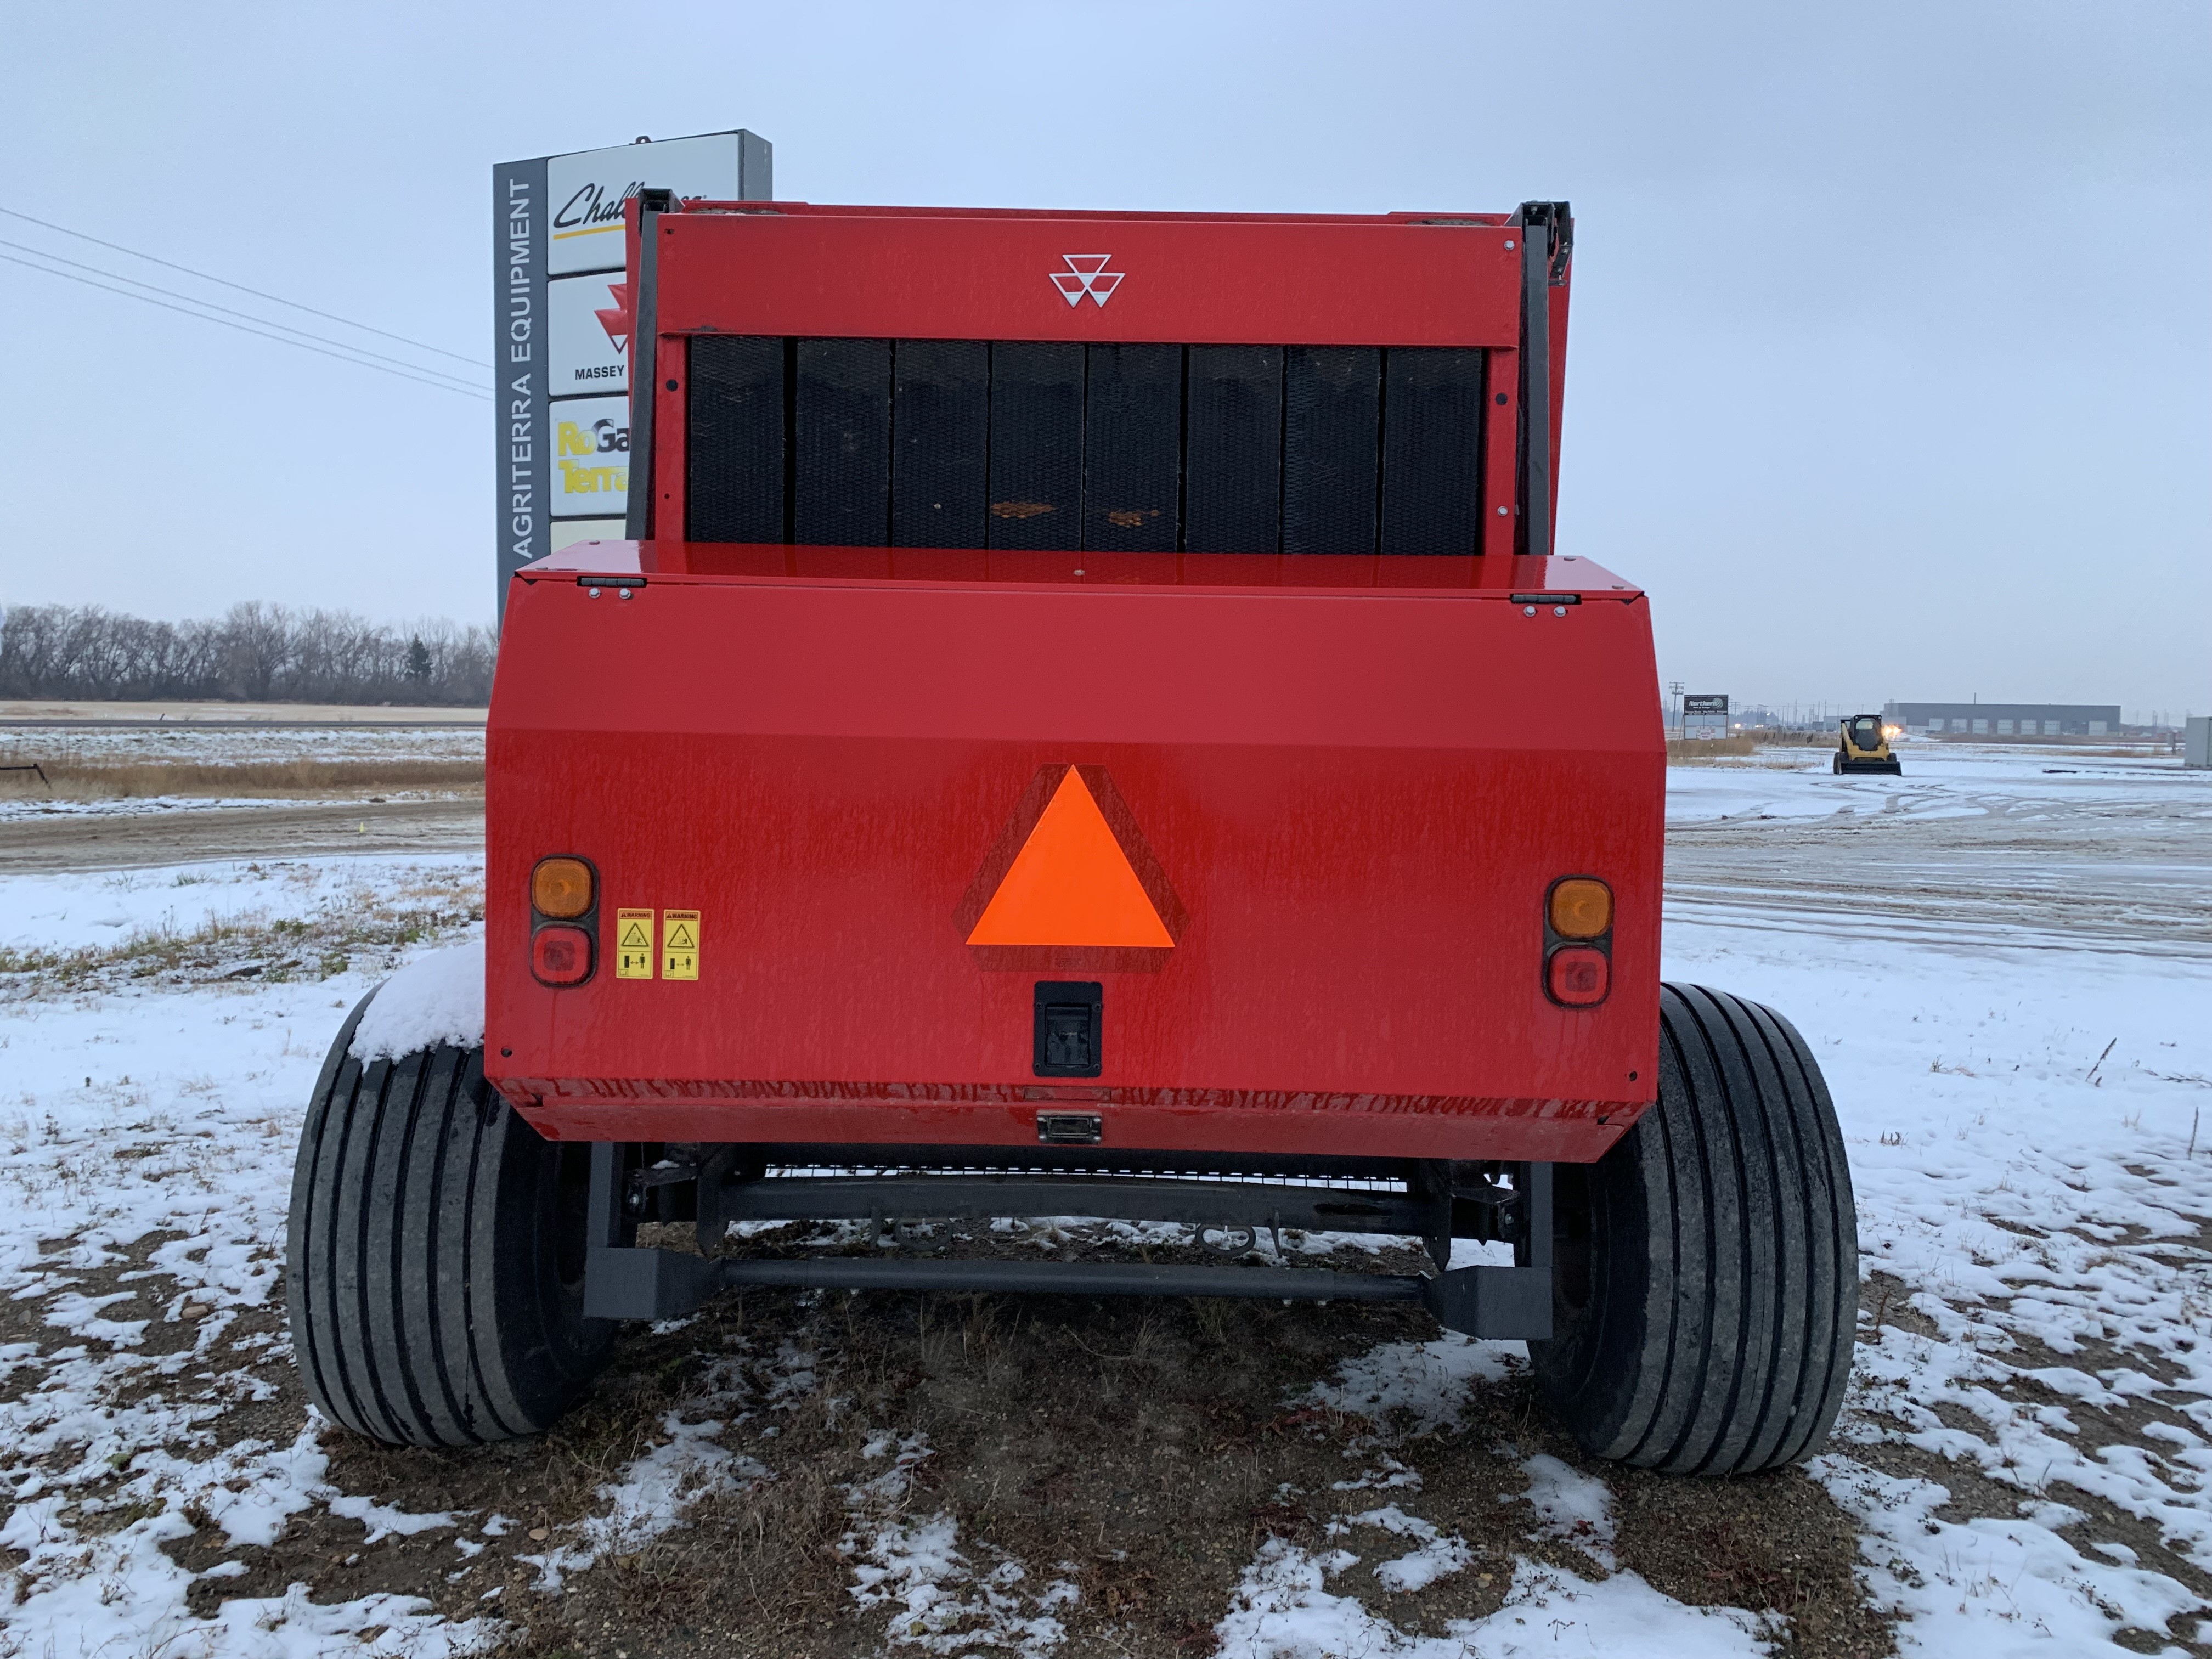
594;280;632;351
1051;255;1124;308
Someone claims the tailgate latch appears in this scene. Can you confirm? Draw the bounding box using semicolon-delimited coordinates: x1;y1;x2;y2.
1033;981;1103;1079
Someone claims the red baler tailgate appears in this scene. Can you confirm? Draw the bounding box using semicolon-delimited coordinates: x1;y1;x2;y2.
486;560;1661;1160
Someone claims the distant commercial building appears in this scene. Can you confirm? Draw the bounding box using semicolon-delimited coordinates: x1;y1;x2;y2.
1885;701;2120;737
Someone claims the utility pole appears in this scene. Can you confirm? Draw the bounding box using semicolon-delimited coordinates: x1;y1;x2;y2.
1667;680;1683;739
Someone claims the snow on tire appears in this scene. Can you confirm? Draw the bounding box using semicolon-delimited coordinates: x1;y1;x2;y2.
1532;983;1858;1475
286;989;612;1447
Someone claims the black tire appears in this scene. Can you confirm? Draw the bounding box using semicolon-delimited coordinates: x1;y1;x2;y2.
1831;752;1843;774
287;989;612;1446
1531;984;1857;1474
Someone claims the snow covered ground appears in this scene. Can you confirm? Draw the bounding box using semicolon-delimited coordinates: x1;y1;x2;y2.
1673;917;2212;1654
0;794;479;828
0;748;2206;1655
0;723;484;826
0;856;483;957
0;726;483;770
1664;739;2197;828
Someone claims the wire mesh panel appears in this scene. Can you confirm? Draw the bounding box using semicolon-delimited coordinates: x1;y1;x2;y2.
986;342;1084;551
891;340;989;549
1082;344;1181;553
686;335;786;544
1282;347;1382;556
684;337;1485;558
1184;345;1283;555
1380;347;1484;556
794;338;891;546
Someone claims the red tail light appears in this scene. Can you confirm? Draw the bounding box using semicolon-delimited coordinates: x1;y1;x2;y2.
1547;946;1609;1007
532;925;594;986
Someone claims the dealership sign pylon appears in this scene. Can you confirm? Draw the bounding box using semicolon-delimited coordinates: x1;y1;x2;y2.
491;129;770;616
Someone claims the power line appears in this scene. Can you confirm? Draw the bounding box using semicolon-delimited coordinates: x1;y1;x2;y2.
0;250;492;401
0;236;488;395
0;202;489;369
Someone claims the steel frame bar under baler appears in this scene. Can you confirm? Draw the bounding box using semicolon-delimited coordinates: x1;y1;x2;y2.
577;1143;1555;1339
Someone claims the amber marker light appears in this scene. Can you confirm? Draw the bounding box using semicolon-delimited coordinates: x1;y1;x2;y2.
1549;878;1612;939
532;856;595;919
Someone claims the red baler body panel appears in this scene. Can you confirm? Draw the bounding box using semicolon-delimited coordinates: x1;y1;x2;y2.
487;551;1660;1159
484;201;1658;1160
651;209;1525;348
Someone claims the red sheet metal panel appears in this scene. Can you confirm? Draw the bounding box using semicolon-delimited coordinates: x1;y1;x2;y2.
652;208;1524;348
483;551;1662;1161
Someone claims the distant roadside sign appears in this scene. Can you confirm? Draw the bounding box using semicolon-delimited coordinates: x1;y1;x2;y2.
492;130;771;612
1683;693;1729;738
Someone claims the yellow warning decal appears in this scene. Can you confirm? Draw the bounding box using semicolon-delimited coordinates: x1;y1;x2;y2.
614;909;656;979
662;909;701;981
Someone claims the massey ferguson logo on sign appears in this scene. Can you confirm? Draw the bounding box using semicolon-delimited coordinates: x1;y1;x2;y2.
1051;254;1124;308
594;281;633;351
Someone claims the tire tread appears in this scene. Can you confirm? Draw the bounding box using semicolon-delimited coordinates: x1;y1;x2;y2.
1533;983;1859;1475
287;993;611;1448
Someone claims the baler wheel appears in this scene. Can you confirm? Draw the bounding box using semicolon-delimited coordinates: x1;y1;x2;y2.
1530;984;1858;1474
286;992;612;1446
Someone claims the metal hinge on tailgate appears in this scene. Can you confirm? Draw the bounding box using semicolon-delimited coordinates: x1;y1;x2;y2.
1514;200;1575;284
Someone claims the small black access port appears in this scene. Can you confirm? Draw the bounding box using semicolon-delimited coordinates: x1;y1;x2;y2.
1034;981;1103;1078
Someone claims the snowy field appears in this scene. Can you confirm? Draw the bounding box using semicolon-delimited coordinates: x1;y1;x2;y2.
0;856;483;959
1663;740;2190;827
0;725;484;771
1;746;2207;1656
0;725;484;834
0;795;460;827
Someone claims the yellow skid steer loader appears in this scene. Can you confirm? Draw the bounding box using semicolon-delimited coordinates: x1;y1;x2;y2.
1834;714;1903;775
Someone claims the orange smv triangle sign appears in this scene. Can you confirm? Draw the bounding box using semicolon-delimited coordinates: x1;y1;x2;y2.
966;770;1174;947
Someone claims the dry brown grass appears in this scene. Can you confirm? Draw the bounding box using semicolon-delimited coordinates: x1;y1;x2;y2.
1740;727;1829;747
0;758;483;800
1666;735;1757;759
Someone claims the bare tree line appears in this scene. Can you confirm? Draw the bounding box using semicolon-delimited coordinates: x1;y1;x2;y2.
0;603;496;706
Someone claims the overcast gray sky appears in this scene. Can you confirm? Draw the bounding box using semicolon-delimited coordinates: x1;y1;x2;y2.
4;1;2206;719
